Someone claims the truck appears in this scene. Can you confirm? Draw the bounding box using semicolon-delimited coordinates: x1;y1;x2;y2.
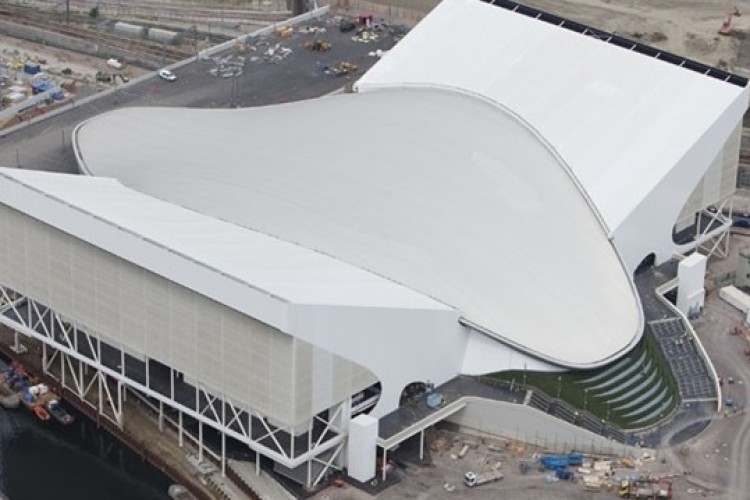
464;470;504;488
618;479;672;499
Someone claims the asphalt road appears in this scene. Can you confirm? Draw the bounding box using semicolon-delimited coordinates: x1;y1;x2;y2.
0;16;401;174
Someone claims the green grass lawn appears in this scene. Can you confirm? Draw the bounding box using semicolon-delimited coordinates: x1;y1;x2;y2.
489;334;678;430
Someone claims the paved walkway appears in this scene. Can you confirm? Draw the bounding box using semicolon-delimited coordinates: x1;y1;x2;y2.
228;459;296;500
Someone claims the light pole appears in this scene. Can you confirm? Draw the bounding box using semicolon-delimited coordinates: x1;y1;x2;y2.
557;375;562;399
584;388;589;411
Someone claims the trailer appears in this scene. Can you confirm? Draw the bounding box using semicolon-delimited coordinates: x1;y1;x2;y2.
464;470;504;488
618;478;673;499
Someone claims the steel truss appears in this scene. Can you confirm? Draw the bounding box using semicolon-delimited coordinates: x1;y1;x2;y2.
0;285;349;489
695;196;733;259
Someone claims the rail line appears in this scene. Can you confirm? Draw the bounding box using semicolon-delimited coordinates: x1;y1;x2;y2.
6;0;290;23
0;5;194;63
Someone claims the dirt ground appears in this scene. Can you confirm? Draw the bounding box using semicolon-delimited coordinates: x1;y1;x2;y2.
4;0;750;84
0;33;150;84
0;0;748;88
360;0;749;72
520;0;743;68
312;430;695;500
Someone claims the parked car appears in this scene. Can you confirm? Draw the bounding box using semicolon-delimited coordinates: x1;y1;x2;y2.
158;69;177;82
107;58;124;69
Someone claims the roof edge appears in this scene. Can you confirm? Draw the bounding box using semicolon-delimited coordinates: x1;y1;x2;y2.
481;0;748;88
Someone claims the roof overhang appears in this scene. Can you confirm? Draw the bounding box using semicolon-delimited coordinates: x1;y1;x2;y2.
72;86;642;368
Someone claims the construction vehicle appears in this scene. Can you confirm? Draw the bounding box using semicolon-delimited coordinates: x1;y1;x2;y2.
719;11;735;35
95;71;112;83
303;40;331;51
328;61;358;77
619;478;673;499
464;470;504;488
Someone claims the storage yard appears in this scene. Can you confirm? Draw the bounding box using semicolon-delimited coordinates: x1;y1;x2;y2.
0;0;281;128
312;429;683;500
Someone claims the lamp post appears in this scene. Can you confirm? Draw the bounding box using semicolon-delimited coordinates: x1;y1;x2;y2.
557;375;562;399
584;388;589;411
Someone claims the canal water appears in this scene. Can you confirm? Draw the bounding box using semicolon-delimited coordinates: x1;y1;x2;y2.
0;358;171;500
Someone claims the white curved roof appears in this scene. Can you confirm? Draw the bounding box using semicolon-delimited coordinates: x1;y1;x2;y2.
73;86;641;367
357;0;747;233
0;168;446;319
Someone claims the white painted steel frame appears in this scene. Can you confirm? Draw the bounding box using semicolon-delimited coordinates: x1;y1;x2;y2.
0;285;350;487
693;197;733;259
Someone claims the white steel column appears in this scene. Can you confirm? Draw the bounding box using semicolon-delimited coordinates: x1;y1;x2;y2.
98;371;103;414
221;395;226;477
199;420;204;462
382;448;387;482
306;418;313;487
179;411;184;447
116;381;124;427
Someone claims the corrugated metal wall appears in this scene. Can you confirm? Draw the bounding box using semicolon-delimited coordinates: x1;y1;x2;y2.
678;122;741;219
0;203;376;427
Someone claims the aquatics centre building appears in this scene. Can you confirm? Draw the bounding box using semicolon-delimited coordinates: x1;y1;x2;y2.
0;0;746;489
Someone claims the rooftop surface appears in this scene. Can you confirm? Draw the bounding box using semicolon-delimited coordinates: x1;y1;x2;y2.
73;85;641;368
0;168;449;316
357;0;747;234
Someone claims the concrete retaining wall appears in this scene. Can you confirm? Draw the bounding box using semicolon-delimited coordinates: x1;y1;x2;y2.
447;397;646;459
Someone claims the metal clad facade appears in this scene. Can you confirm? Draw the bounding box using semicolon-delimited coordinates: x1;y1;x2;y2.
0;203;375;425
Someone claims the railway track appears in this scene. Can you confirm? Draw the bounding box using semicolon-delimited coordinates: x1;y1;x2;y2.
0;4;194;63
7;0;290;23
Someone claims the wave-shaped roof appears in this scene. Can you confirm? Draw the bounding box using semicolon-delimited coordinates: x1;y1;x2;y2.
73;86;641;367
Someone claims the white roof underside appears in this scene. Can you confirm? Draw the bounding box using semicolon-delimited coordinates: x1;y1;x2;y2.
357;0;746;233
74;86;641;367
0;168;445;310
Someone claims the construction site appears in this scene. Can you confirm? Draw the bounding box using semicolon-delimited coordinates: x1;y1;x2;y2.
1;0;750;499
